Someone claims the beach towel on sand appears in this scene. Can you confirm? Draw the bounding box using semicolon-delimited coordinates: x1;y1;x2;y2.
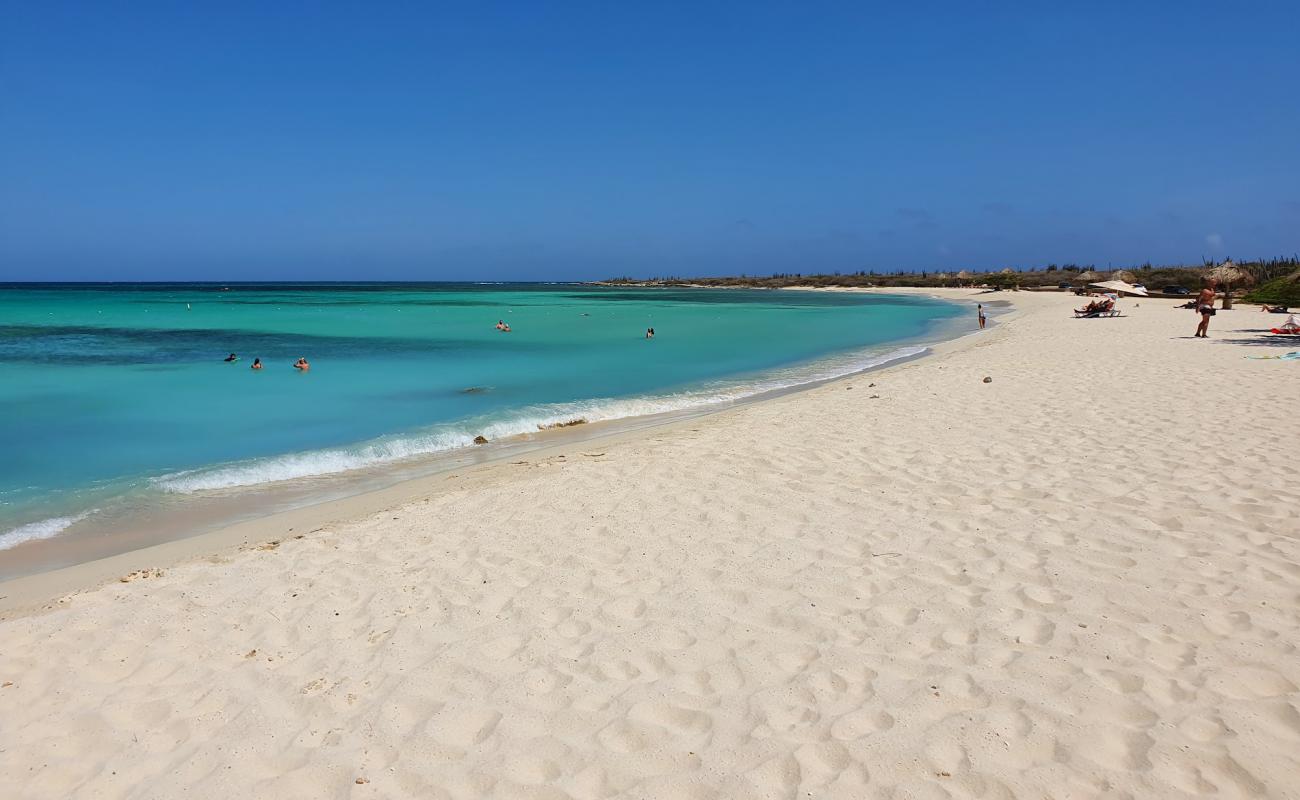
1247;351;1300;360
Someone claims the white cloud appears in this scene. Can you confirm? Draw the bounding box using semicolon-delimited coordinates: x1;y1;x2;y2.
1205;233;1224;249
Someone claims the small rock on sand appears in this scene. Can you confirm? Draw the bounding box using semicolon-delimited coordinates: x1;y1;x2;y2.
473;435;489;444
983;376;993;383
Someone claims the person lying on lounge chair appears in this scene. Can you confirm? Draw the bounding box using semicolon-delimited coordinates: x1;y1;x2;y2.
1076;298;1114;314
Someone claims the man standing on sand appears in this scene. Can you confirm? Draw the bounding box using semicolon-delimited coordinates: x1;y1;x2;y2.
1194;279;1218;338
977;304;987;330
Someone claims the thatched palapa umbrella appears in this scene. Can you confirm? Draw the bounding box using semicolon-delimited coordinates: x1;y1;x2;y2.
956;270;973;282
1074;269;1103;284
1208;259;1252;309
1111;269;1137;283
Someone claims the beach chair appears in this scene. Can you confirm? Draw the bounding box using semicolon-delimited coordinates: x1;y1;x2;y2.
1074;300;1120;318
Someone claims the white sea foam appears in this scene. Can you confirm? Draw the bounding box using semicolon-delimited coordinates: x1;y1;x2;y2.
0;511;94;551
154;345;926;494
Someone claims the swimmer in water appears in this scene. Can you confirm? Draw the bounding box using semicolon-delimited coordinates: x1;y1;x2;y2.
501;322;511;332
251;358;263;370
495;320;505;330
224;353;238;362
293;357;310;371
646;327;655;339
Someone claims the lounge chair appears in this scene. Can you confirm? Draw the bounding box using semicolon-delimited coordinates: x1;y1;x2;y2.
1074;300;1120;318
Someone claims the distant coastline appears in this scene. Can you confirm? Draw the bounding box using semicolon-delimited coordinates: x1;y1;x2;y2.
592;255;1300;300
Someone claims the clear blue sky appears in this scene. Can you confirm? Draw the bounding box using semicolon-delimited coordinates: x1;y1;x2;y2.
2;2;1298;281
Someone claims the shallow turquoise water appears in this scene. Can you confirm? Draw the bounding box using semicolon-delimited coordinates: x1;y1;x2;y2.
0;283;962;547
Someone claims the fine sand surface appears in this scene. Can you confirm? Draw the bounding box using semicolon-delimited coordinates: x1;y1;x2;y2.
2;290;1298;799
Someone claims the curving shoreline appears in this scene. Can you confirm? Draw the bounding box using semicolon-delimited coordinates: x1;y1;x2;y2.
0;292;976;584
2;288;1297;797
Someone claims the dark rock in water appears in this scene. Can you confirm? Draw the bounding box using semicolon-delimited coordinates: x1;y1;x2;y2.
983;376;993;383
473;435;489;444
460;386;489;394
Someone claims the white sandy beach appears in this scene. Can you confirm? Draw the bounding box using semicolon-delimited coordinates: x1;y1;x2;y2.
2;289;1298;799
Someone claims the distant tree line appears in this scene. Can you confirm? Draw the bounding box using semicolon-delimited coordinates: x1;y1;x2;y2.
599;256;1300;295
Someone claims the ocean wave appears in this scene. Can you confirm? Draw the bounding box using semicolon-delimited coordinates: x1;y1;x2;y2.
154;345;926;494
0;511;93;551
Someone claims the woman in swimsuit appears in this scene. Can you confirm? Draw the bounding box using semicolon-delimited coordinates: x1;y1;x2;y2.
1194;279;1218;338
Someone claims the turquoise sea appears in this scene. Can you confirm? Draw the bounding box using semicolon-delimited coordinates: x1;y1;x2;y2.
0;283;963;557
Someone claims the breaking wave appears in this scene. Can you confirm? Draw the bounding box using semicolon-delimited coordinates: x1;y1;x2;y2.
153;345;927;494
0;511;94;551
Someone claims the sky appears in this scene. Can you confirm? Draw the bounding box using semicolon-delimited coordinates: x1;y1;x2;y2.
2;1;1298;281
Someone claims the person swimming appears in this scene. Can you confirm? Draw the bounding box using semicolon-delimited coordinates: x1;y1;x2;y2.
251;358;263;370
224;353;238;362
293;357;310;371
646;327;655;339
495;320;505;330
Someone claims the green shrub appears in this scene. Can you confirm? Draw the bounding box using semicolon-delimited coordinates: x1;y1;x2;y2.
1245;276;1300;308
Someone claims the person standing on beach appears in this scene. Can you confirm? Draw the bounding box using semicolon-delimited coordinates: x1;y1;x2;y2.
977;304;986;330
1194;279;1217;338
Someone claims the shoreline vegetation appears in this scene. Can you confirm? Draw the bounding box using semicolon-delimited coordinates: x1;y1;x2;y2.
595;256;1300;306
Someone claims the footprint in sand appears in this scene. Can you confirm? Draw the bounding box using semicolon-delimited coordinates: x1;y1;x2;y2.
829;707;895;740
628;700;713;737
744;754;802;797
1205;666;1296;699
425;707;502;748
1177;713;1228;743
1201;609;1253;636
500;755;562;786
602;596;647;620
478;633;528;661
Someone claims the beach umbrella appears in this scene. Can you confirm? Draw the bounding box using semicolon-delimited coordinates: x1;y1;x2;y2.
1074;269;1103;283
1000;267;1016;274
1111;269;1137;283
1088;280;1148;296
1208;259;1252;309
